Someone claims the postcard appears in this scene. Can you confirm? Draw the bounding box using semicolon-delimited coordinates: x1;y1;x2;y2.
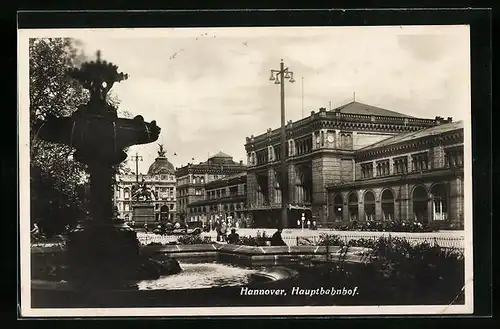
18;25;473;317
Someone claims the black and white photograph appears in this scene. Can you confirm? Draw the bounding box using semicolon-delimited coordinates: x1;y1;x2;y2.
18;25;473;317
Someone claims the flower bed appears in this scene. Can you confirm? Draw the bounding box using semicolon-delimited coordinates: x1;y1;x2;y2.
330;220;463;232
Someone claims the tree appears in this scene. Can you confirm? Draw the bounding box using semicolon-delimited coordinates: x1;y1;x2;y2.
29;38;94;236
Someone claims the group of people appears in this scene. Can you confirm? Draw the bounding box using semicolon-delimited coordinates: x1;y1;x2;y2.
217;226;287;246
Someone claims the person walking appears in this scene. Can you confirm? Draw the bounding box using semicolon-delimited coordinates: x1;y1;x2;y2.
220;220;228;242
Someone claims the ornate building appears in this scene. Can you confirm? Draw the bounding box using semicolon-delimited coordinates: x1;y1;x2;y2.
114;145;177;226
175;152;247;223
244;101;458;228
326;120;464;228
186;172;248;226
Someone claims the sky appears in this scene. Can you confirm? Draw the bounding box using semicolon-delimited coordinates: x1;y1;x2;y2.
39;26;472;174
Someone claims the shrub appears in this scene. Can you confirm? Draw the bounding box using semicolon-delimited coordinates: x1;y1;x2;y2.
317;233;345;246
177;235;213;245
237;235;268;246
301;235;465;304
332;220;440;233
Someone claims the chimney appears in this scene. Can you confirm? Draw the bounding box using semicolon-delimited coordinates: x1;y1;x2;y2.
447;117;453;122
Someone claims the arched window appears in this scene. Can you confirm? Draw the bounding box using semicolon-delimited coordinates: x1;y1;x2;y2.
431;184;448;221
124;188;130;200
333;195;343;221
274;179;282;204
412;185;428;224
381;189;394;221
348;192;358;222
364;191;375;221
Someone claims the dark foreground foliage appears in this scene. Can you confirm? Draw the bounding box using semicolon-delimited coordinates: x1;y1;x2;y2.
299;235;466;305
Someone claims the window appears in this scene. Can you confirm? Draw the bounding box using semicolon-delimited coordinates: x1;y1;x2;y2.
411;152;429;172
376;160;390;177
361;163;373;179
340;132;353;149
393;156;408;175
274;145;281;161
444;147;463;168
124;188;130;200
295;136;313;155
195;189;202;196
256;149;269;165
124;204;130;211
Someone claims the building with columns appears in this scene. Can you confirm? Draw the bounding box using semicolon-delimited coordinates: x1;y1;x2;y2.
327;120;464;228
186;172;248;226
175;152;247;223
244;101;458;228
114;146;177;226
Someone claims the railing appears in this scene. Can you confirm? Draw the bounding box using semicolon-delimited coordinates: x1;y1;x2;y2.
136;230;464;250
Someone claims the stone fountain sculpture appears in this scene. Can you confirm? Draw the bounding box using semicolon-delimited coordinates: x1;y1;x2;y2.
34;51;180;289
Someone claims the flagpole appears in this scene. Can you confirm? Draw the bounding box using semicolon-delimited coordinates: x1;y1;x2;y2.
301;77;304;118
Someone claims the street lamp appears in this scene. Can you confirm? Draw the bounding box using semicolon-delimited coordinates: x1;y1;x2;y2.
300;213;305;232
269;59;295;229
130;152;143;184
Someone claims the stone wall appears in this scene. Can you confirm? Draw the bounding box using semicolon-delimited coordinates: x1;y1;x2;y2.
246;172;258;207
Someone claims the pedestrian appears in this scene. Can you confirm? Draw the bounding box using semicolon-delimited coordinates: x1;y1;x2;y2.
216;222;222;242
226;228;240;244
220;221;228;242
31;223;40;234
270;227;287;246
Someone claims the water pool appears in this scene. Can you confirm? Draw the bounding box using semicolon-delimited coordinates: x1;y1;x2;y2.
137;261;262;290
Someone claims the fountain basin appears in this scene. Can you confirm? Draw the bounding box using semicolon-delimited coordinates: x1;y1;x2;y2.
30;243;373;308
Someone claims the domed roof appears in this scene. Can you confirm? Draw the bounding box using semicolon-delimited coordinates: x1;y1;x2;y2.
207;151;234;164
147;144;175;175
147;156;175;175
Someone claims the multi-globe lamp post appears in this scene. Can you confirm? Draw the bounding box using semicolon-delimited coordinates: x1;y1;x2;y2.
269;59;295;229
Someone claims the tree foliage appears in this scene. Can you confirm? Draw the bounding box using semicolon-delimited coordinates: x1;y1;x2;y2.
29;38;91;235
30;38;135;236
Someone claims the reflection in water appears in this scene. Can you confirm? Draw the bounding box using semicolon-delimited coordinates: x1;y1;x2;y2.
137;262;260;290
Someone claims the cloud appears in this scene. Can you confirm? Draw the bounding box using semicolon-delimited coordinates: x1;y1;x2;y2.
72;26;469;172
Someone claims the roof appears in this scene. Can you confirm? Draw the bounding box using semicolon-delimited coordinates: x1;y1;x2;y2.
209;171;247;183
207;151;235;165
147;156;175;175
358;120;464;152
332;101;414;118
209;151;232;159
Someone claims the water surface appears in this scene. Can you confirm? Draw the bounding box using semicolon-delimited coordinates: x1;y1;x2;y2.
137;262;260;290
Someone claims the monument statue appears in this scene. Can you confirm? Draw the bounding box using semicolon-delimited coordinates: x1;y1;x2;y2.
131;178;155;201
157;143;166;157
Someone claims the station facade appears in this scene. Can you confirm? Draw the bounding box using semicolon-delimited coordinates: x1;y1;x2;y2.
244;101;463;228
